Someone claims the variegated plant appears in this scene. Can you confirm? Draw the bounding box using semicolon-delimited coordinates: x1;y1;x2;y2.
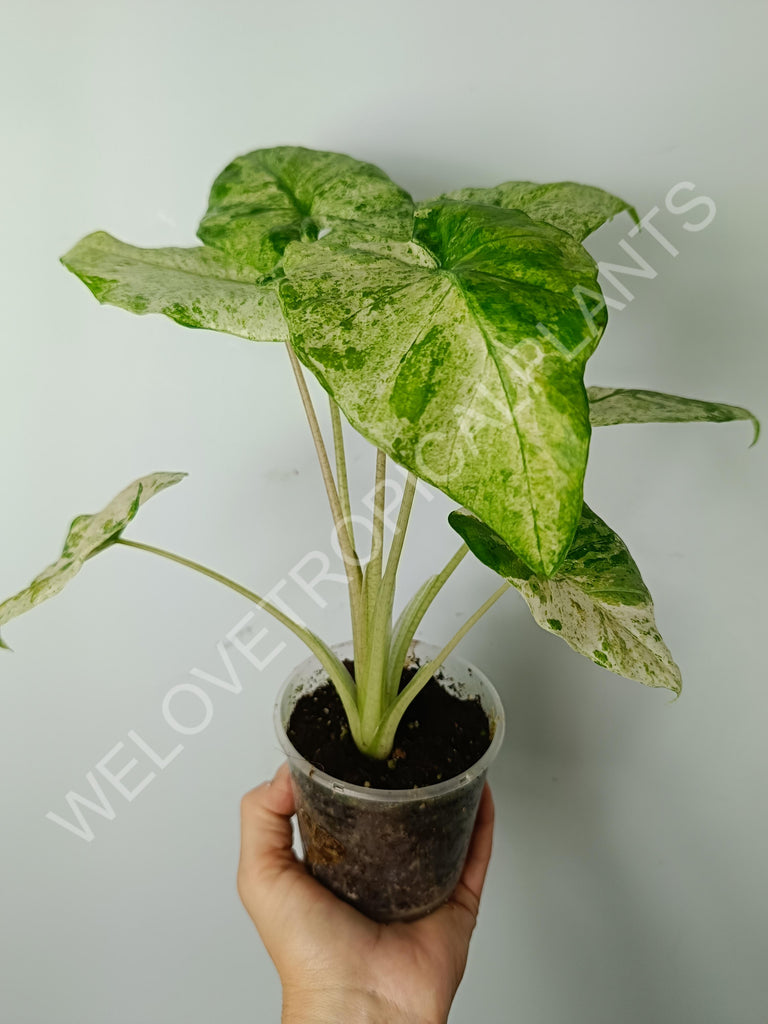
1;147;758;759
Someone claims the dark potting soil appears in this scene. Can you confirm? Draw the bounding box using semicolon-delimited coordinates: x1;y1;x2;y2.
287;661;492;789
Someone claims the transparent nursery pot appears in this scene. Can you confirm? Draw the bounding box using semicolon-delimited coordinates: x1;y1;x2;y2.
273;640;505;923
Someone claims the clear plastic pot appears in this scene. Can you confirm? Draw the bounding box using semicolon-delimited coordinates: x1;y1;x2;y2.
273;640;505;923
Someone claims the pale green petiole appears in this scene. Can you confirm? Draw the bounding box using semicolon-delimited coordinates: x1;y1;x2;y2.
358;472;417;747
280;364;497;759
285;343;367;672
386;544;468;705
329;398;356;554
362;449;388;639
118;524;502;761
116;538;362;744
367;582;511;760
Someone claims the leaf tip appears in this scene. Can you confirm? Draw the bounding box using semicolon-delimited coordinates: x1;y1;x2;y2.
536;532;574;579
537;554;561;579
748;413;761;448
666;680;682;703
663;662;683;701
626;203;641;229
0;632;13;652
59;232;93;271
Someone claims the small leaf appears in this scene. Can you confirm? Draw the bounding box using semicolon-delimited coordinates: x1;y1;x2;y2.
280;200;608;576
424;181;638;242
198;146;414;273
588;386;760;446
449;505;682;693
61;232;288;342
0;472;186;648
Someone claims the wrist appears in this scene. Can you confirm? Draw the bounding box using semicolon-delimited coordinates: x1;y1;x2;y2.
282;985;442;1024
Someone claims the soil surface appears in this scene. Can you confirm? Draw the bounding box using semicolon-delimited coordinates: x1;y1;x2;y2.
287;660;492;788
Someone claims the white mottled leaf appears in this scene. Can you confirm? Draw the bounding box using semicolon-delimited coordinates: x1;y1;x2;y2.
588;386;759;445
61;232;288;342
449;505;681;693
426;180;637;242
280;200;607;576
198;146;414;272
0;473;186;649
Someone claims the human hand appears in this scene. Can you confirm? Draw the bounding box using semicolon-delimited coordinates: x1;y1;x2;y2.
237;761;495;1024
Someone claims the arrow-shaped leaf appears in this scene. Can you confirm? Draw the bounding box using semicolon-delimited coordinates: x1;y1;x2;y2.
588;386;759;445
424;181;638;242
61;232;288;342
448;505;681;693
280;200;607;576
0;472;186;649
198;146;414;273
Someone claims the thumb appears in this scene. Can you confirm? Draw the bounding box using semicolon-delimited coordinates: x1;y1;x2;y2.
238;761;300;887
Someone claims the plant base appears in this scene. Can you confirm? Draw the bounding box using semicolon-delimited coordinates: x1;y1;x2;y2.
274;640;505;922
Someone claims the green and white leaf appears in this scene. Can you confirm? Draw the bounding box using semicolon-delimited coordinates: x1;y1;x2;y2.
61;232;288;342
198;146;414;273
588;386;759;445
280;200;608;576
0;472;186;649
448;505;681;693
424;180;638;243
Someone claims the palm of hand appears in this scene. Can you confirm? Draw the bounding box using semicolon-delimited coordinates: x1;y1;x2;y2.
238;763;494;1024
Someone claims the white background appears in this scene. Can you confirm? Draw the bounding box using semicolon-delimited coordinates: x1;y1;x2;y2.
1;1;766;1022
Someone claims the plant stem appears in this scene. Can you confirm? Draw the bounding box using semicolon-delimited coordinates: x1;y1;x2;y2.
329;398;355;553
379;472;417;599
359;473;417;746
284;343;365;662
369;581;510;759
363;449;387;632
115;537;361;737
386;543;468;702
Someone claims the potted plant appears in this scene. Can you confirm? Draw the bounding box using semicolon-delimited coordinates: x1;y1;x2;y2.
0;146;757;921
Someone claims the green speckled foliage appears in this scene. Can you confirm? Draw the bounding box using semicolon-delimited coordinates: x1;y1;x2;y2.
198;146;414;273
449;506;682;693
587;386;759;443
280;199;608;575
431;180;638;242
61;232;288;342
0;473;185;650
1;145;759;761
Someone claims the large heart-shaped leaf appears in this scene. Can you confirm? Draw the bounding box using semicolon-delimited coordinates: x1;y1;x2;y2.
425;181;637;242
588;386;759;445
280;200;608;575
197;146;414;273
0;473;185;649
448;505;681;693
61;232;288;342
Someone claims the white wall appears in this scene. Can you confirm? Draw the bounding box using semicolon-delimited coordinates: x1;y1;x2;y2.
1;1;765;1021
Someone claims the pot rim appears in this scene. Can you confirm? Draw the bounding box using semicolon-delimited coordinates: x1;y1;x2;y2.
273;638;505;803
